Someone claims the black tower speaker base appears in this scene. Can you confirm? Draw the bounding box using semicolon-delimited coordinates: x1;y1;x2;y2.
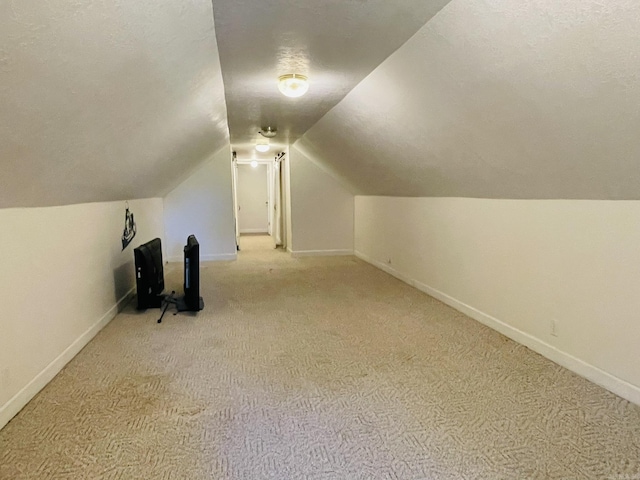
176;296;204;312
137;293;164;310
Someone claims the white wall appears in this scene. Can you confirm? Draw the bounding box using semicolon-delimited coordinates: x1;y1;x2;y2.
355;196;640;405
0;198;164;429
288;145;354;256
237;164;269;234
163;146;237;262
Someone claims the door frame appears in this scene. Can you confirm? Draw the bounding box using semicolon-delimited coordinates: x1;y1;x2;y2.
234;159;272;235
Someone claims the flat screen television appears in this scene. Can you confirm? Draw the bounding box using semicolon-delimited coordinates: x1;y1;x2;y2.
178;235;204;312
134;238;164;309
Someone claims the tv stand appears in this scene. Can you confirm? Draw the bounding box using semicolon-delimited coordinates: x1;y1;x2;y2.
156;292;204;323
156;291;176;323
175;295;204;312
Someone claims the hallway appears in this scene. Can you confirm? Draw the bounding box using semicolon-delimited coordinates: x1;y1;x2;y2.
1;250;639;479
238;234;277;253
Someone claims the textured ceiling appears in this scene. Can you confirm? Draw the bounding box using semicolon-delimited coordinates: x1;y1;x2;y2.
297;0;640;199
0;0;229;208
4;0;640;207
211;0;451;160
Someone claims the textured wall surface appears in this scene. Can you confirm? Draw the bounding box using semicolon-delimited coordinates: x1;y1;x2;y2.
298;0;640;199
0;0;229;208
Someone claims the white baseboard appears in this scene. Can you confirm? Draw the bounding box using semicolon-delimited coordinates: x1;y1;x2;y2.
239;229;268;234
166;253;237;263
201;253;237;262
355;250;640;406
0;288;135;431
291;249;354;258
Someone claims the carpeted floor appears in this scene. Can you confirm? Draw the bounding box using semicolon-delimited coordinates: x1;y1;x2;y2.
1;235;639;479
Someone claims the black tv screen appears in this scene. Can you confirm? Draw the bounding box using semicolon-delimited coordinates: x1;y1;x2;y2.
134;238;164;309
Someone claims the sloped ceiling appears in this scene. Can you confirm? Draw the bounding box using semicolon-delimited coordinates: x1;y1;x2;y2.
297;0;640;199
0;0;229;208
5;0;640;207
211;0;451;160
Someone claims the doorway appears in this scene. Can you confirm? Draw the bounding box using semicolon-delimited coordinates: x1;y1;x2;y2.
231;153;289;254
237;163;269;234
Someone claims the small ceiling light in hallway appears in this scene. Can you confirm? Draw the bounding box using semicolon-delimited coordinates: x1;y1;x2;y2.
259;127;277;138
278;74;309;98
255;139;270;152
251;160;258;168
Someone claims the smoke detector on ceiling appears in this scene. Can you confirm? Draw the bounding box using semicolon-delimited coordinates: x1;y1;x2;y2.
259;127;277;138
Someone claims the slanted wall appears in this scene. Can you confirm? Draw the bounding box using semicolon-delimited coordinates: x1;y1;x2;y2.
298;0;640;200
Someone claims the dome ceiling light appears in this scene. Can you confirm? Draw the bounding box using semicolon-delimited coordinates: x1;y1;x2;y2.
255;138;270;152
278;74;309;98
259;126;277;138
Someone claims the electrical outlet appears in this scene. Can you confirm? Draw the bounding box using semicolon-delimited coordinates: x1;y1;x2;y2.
550;319;558;337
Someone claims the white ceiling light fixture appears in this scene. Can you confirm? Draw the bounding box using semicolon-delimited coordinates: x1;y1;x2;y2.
259;126;277;138
251;160;258;168
255;138;270;152
278;74;309;98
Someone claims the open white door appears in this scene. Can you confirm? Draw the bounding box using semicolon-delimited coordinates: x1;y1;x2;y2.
272;159;282;246
237;163;269;234
231;155;240;250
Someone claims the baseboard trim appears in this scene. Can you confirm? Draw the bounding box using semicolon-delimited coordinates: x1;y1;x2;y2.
0;288;135;431
355;250;640;406
291;249;354;258
201;253;237;262
166;253;237;263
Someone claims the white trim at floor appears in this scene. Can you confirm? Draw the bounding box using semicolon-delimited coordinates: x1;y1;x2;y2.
0;289;136;431
355;250;640;407
290;249;354;257
167;253;237;263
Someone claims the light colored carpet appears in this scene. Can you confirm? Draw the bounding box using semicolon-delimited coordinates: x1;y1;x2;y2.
238;234;276;252
1;236;639;479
